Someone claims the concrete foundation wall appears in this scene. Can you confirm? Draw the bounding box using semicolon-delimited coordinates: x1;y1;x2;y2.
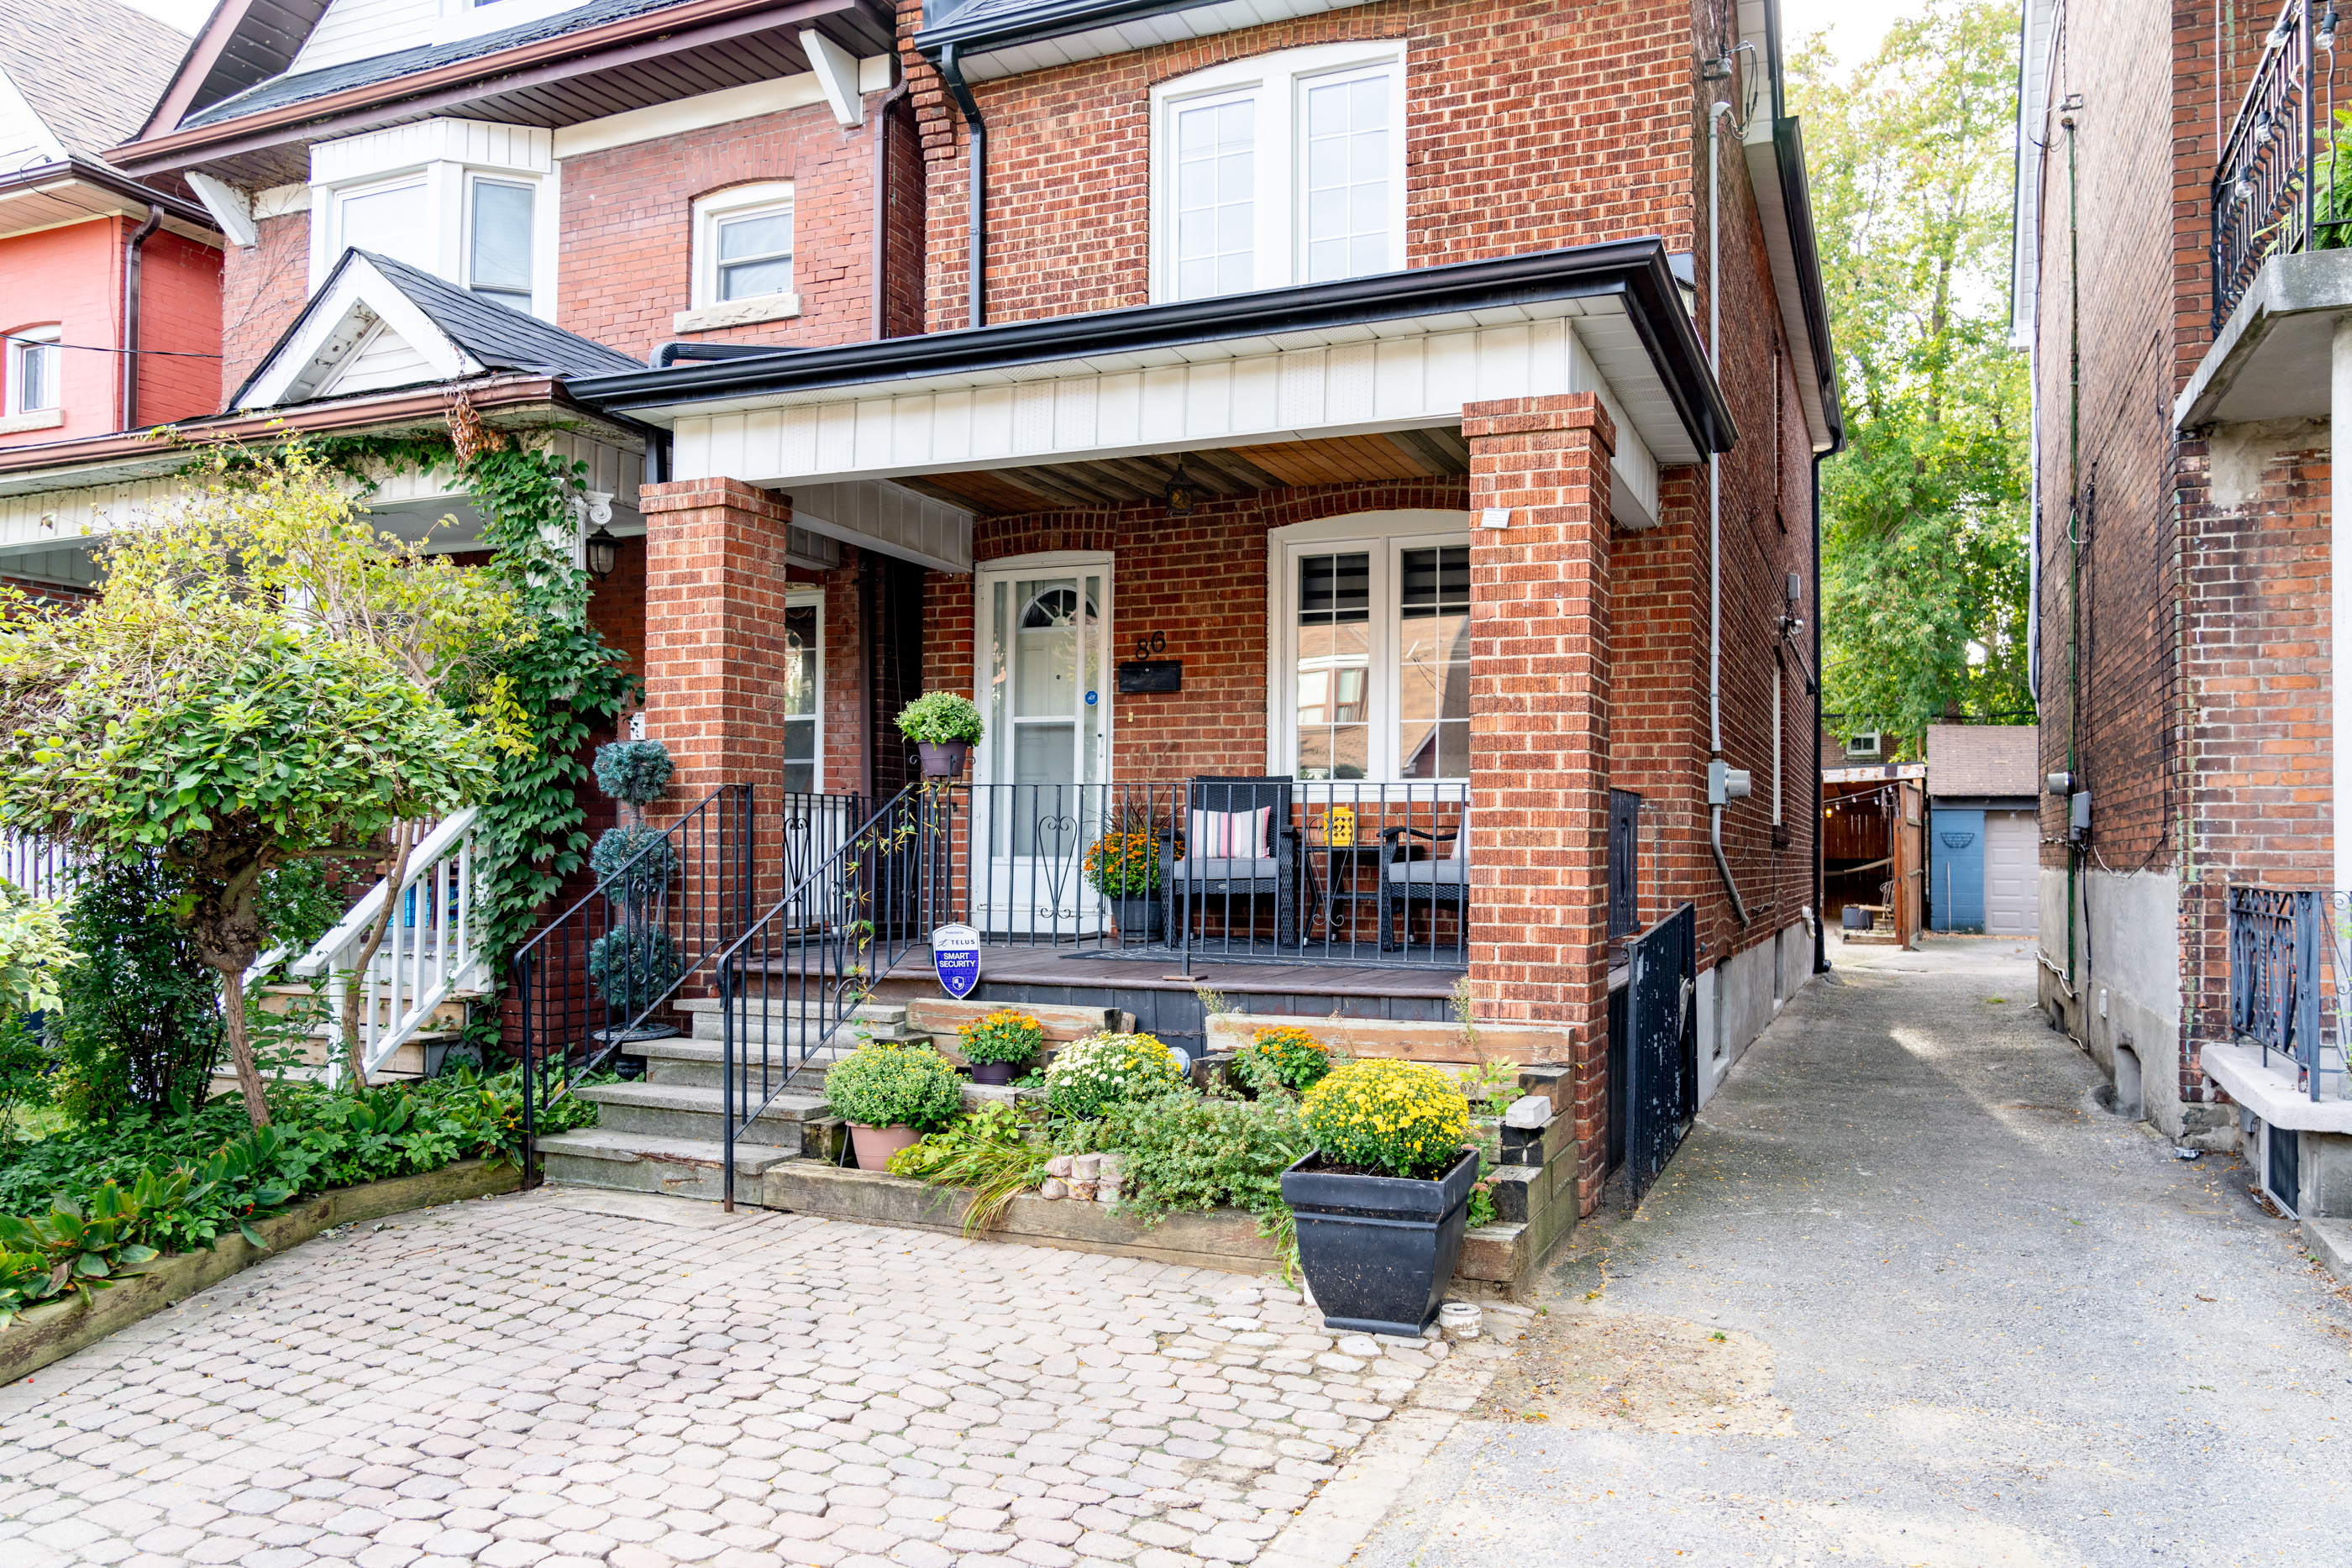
2036;866;2194;1137
1698;916;1814;1107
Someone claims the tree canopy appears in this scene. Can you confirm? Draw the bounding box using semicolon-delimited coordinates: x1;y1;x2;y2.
1790;0;2034;754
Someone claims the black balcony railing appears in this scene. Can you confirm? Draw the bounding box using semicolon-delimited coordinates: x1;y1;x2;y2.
2213;0;2352;327
2227;884;2348;1099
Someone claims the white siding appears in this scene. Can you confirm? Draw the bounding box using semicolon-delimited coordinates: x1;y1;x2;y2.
290;0;441;76
0;65;65;170
319;323;434;396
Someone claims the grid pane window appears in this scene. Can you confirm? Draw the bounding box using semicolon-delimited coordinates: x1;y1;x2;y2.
1294;551;1370;779
1302;73;1390;282
780;603;819;794
470;180;534;308
718;207;793;301
1173;97;1254;299
1398;546;1470;779
12;333;58;413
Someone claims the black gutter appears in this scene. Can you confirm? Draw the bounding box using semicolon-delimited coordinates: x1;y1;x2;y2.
915;0;1230;59
1773;118;1845;451
570;239;1739;456
1813;447;1829;975
936;44;987;329
649;339;785;370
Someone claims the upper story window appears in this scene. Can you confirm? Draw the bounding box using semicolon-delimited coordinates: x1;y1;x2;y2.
6;328;61;417
310;121;555;319
1152;43;1407;303
675;183;801;333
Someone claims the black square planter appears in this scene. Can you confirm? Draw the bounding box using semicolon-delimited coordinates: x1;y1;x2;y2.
1281;1148;1480;1337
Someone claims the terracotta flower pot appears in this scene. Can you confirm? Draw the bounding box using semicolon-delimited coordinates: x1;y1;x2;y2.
848;1123;925;1170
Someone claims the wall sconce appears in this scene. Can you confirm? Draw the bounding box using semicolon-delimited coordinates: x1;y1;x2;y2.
585;525;619;581
1164;460;1198;517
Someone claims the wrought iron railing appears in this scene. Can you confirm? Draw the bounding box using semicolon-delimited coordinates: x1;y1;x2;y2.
2213;0;2351;326
514;786;862;1170
2227;884;2348;1099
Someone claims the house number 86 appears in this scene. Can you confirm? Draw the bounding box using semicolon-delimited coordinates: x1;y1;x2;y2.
1133;631;1166;658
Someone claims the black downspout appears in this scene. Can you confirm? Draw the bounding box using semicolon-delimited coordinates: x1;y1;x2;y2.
1813;447;1829;974
937;44;986;330
120;207;163;432
871;76;913;341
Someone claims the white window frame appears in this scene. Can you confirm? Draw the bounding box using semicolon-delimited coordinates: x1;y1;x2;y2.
4;326;61;418
1149;40;1409;303
462;171;538;309
678;182;802;333
781;589;825;795
1265;511;1472;787
433;0;590;47
310;129;559;319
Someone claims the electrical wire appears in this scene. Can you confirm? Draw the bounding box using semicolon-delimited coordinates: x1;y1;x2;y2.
1;337;221;359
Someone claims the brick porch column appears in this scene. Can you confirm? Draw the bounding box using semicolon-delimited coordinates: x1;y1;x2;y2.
1463;394;1614;1214
639;479;797;902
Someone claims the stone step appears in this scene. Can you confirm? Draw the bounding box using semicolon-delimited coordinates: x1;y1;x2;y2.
634;1033;861;1091
535;1129;799;1203
573;1080;828;1148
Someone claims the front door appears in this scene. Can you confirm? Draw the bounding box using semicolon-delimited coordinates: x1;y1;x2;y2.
974;556;1113;934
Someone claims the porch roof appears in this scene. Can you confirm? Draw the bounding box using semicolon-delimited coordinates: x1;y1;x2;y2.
571;242;1735;504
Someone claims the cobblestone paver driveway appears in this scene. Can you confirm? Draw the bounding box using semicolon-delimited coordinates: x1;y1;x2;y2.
0;1187;1490;1568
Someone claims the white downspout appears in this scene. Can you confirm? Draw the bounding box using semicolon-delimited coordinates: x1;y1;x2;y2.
2335;315;2352;892
1709;97;1751;926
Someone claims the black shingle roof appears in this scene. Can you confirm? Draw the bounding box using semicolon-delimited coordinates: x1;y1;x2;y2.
182;0;688;129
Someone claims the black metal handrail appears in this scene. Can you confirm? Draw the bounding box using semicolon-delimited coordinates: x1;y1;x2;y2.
714;782;950;1208
513;785;863;1175
2212;0;2351;326
2226;884;2346;1100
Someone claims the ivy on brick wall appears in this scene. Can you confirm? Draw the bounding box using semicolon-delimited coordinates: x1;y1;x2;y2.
181;407;639;982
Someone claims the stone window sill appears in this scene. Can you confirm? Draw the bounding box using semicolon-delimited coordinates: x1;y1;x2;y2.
0;408;64;435
672;293;801;334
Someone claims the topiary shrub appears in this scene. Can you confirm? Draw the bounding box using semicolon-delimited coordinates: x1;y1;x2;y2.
1231;1025;1331;1096
1042;1030;1187;1119
825;1040;965;1132
593;739;674;810
588;823;679;890
1299;1058;1470;1179
585;925;681;1016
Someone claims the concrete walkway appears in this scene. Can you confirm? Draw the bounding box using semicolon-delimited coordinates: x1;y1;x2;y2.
1351;936;2352;1567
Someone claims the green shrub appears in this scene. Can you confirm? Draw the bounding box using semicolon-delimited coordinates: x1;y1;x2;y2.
255;857;366;974
589;824;677;890
1042;1030;1186;1118
1058;1090;1313;1271
825;1041;964;1131
1231;1025;1331;1096
593;739;674;807
956;1009;1045;1067
52;862;223;1123
1299;1058;1470;1179
585;924;681;1015
887;1102;1049;1233
895;691;984;745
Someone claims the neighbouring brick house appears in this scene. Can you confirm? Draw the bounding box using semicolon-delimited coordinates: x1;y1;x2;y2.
0;0;223;595
0;0;1838;1221
2013;0;2351;1213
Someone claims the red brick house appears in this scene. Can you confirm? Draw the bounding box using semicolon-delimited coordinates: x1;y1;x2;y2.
2012;0;2352;1223
0;0;1838;1218
0;0;223;593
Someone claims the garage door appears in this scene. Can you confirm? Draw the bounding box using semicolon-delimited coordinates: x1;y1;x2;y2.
1982;810;2038;936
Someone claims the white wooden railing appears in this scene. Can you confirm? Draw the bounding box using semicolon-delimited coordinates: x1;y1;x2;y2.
292;808;490;1082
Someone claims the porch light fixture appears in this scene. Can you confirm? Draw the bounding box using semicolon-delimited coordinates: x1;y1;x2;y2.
1163;460;1198;517
2320;5;2339;50
585;525;619;581
2253;110;2275;149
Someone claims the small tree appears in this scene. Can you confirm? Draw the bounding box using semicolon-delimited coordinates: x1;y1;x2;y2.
0;445;524;1125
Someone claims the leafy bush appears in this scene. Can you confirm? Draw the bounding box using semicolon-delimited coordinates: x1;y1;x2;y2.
1042;1030;1186;1118
825;1041;964;1132
585;924;681;1015
1059;1090;1313;1271
255;857;366;975
51;862;223;1124
1231;1025;1331;1096
957;1009;1045;1067
895;691;984;745
1299;1058;1470;1179
593;739;674;808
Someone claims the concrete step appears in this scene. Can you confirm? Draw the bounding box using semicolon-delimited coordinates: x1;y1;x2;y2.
635;1033;865;1092
675;998;912;1046
572;1080;828;1148
536;1129;798;1202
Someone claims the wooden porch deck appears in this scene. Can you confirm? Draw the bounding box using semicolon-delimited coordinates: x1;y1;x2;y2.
874;940;1462;998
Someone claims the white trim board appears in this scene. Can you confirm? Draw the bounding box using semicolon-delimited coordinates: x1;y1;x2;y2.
669;307;1667;531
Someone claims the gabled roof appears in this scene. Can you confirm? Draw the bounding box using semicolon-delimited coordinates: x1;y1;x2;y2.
0;0;191;160
233;249;643;410
1924;725;2040;799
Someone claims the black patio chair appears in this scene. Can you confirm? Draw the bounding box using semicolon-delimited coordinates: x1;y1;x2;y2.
1379;825;1468;953
1169;777;1299;952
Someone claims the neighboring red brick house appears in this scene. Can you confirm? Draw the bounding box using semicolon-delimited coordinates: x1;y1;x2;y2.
2013;0;2351;1219
0;0;223;592
2;0;1840;1218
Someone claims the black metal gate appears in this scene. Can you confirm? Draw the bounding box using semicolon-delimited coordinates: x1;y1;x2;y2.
1625;902;1698;1203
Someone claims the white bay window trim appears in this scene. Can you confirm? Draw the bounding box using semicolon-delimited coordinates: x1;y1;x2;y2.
308;120;558;319
1265;511;1472;786
1150;40;1408;303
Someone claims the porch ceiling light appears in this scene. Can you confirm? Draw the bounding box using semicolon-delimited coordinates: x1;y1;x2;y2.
1163;460;1198;517
585;525;620;581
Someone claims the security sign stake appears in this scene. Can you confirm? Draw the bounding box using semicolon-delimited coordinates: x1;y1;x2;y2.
932;922;983;1000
